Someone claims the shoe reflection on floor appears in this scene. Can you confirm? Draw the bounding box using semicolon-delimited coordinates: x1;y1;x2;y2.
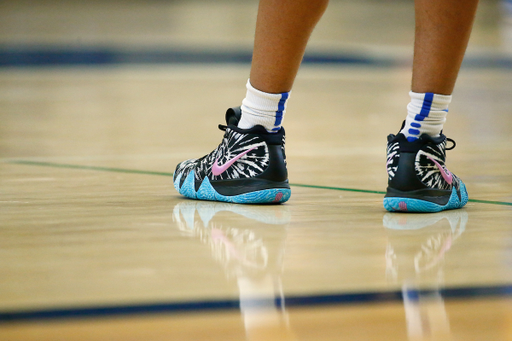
384;211;468;341
173;201;297;341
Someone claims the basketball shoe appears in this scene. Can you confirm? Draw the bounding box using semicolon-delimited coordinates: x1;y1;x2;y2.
384;127;468;213
173;107;291;204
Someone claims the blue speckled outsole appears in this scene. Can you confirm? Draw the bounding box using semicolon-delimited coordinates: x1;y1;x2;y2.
383;182;468;213
174;171;290;204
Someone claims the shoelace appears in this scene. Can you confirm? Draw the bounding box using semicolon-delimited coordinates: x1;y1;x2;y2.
446;137;456;150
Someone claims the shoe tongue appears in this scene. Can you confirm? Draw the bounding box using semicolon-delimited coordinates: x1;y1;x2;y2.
225;107;242;126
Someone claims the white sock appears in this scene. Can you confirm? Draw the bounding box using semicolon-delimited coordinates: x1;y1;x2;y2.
239;80;290;132
401;91;451;142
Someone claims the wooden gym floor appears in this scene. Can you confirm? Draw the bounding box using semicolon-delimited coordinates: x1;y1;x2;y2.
1;1;512;340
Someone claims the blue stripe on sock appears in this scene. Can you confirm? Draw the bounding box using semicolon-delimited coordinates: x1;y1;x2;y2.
414;92;434;121
274;92;289;127
411;122;421;128
408;128;420;136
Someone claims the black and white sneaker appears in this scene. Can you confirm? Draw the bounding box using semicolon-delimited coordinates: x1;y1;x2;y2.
173;107;291;204
384;128;468;213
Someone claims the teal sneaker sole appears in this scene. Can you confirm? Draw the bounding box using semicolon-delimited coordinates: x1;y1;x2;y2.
174;171;290;204
383;183;468;213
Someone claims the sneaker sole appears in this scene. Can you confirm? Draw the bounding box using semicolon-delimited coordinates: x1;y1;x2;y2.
383;183;468;213
174;171;291;204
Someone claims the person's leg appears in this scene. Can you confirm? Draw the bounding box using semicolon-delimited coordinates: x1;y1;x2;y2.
238;0;329;131
412;0;479;95
250;0;329;94
174;0;328;204
402;0;479;142
384;0;478;213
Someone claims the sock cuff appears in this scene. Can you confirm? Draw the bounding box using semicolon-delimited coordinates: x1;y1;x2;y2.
242;80;291;115
409;91;452;112
239;80;291;132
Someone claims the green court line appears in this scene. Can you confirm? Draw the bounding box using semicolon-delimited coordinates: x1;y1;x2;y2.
291;183;512;206
6;160;512;207
289;183;385;195
8;160;174;177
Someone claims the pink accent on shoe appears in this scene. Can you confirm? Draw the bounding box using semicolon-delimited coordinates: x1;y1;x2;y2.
386;151;397;166
273;192;284;203
212;147;257;176
427;155;453;185
399;202;408;211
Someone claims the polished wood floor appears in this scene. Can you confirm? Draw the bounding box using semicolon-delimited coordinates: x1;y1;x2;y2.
1;1;512;340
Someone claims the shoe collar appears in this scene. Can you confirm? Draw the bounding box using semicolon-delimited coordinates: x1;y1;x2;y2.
225;107;242;126
390;132;446;144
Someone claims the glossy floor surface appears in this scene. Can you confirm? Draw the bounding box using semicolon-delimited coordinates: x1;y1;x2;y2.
1;0;512;340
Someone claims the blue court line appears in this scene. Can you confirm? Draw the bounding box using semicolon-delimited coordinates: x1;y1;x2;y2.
6;160;512;206
0;46;392;67
1;285;512;323
1;46;511;68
